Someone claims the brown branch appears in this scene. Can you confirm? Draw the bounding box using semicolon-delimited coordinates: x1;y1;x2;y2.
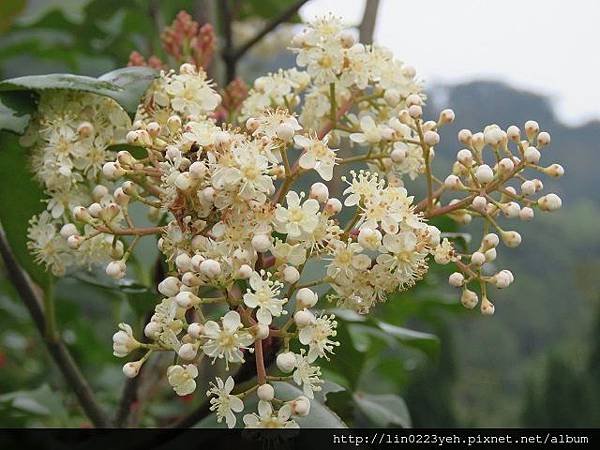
0;225;112;427
232;0;309;63
218;0;236;83
358;0;380;45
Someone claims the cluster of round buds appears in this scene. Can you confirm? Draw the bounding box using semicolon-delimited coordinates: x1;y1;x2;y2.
443;121;564;313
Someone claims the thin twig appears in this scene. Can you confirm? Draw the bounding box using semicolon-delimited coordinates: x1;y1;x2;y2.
218;0;235;83
231;0;309;62
0;225;112;427
358;0;380;44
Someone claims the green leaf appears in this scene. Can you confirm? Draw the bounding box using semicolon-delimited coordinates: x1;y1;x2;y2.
353;392;412;428
0;384;68;422
375;321;440;356
0;91;36;134
0;132;51;290
0;67;157;116
98;67;158;114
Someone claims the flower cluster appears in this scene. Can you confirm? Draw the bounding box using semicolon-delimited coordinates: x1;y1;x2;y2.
24;15;563;428
22;91;131;275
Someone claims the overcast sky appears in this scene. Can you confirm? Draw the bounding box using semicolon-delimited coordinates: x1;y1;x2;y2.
300;0;599;125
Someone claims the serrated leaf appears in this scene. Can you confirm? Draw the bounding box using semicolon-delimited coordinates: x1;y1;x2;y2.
0;91;36;134
0;132;51;290
353;392;412;428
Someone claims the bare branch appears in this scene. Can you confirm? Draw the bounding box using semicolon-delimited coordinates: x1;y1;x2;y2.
358;0;380;45
0;224;112;427
232;0;309;62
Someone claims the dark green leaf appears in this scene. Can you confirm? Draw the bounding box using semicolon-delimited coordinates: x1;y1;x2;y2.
376;321;440;356
353;392;412;428
0;91;36;134
0;67;157;116
0;132;51;290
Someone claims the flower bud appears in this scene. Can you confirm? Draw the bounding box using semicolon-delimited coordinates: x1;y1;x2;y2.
167;115;182;132
106;260;126;279
519;206;534;221
471;251;485;266
294;309;316;328
276;123;295;141
471;195;487;212
475;164;494;184
390;144;407;162
201;186;215;203
252;234;272;253
175;172;193;191
339;29;356;47
189;161;207;179
521;180;536;196
439;109;455;125
544;163;564;178
537;131;551;147
485;248;497;262
290;396;311;416
158;276;181;297
257;383;275;401
144;321;161;339
524;146;541;164
423;130;440;146
507;125;521;141
176;291;199;309
123;361;143;378
276;352;296;373
246;117;259;133
456;149;473;166
448;272;465;287
60;223;78;238
461;289;478;309
384;88;400;106
357;227;382;250
524;120;539;139
482;233;500;249
501;230;522;248
67;235;82;249
283;266;300;284
103;161;124;180
408;104;422;118
538;193;562;211
178;343;198;360
199;259;221;277
324;198;342;215
310;182;329;203
444;174;462;190
253;324;270;340
481;296;495;315
237;264;253;279
502;202;520;219
73;206;92;223
498;157;515;173
296;288;318;308
458;129;472;145
188;323;204;339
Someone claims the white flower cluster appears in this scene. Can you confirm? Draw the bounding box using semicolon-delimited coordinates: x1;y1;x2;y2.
23;16;563;428
23;91;131;275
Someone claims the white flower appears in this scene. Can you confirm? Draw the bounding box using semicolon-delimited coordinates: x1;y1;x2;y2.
349;116;384;145
243;400;299;428
167;364;198;396
298;314;340;362
206;376;244;428
294;134;338;181
293;351;323;398
112;323;140;357
166;68;221;116
243;271;288;325
274;191;320;238
202;311;254;368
